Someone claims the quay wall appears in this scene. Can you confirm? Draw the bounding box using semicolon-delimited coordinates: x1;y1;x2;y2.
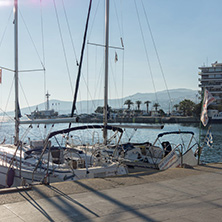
78;116;199;124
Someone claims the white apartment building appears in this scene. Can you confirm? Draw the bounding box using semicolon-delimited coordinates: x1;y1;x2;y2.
198;61;222;107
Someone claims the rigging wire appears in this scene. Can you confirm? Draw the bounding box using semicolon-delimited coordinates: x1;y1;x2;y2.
109;55;121;107
18;79;32;113
61;0;79;66
134;0;158;103
80;43;98;115
40;0;46;103
80;70;101;114
1;77;14;122
119;0;125;108
92;47;103;109
120;0;124;40
19;11;45;71
121;48;125;108
88;0;101;40
113;0;123;38
93;56;105;109
113;0;125;109
83;46;104;114
0;9;13;49
87;40;89;114
52;0;73;94
0;108;14;123
18;4;46;112
141;0;172;113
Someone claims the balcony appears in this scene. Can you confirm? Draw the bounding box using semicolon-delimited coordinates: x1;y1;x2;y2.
200;78;222;81
199;83;222;88
198;72;222;77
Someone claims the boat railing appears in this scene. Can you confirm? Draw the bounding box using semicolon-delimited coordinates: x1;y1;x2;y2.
67;135;82;147
92;131;100;144
32;137;51;184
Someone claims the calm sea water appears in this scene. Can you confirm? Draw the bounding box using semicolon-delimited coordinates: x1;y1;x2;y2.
0;120;221;164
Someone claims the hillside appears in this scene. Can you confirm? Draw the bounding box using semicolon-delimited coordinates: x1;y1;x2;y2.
18;88;198;115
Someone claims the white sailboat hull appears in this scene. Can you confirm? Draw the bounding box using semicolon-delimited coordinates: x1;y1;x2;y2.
0;144;128;188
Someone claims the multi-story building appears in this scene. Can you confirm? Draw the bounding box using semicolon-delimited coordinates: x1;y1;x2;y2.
198;61;222;108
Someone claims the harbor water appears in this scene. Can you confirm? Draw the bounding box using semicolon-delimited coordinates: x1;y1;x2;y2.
0;120;221;164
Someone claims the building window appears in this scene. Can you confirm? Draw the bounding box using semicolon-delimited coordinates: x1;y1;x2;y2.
202;68;209;73
215;67;222;72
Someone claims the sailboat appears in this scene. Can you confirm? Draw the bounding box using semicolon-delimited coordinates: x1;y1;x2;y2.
80;0;200;170
58;0;200;172
0;0;128;188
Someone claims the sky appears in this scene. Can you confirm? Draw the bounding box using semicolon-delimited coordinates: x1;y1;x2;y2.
0;0;222;112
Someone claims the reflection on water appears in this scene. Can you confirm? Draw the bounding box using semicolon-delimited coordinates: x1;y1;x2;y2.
0;121;221;164
200;124;222;164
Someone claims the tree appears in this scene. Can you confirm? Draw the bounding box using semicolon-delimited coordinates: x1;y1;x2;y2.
173;104;179;111
135;100;142;110
124;100;134;109
158;109;166;117
95;106;103;114
153;103;160;112
193;103;202;117
144;100;151;113
179;99;195;116
95;105;112;114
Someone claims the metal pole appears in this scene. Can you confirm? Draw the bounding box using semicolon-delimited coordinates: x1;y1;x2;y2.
14;0;19;146
103;0;109;144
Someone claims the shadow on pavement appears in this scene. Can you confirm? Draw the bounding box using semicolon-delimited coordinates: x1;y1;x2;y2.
74;180;154;221
19;184;99;221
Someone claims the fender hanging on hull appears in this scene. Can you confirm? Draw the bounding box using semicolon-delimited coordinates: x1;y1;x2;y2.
7;168;15;187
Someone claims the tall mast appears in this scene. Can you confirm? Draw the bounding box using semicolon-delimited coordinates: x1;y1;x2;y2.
69;0;92;128
14;0;19;145
103;0;109;144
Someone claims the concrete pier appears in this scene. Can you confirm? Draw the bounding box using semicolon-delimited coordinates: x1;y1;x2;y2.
0;163;222;221
78;116;199;124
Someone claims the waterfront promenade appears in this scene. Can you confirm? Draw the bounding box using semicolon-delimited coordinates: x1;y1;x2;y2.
0;163;222;221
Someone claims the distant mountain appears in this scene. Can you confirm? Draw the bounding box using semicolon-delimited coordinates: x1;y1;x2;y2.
18;88;198;116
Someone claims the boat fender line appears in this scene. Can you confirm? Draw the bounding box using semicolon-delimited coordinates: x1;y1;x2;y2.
7;168;15;188
63;174;75;181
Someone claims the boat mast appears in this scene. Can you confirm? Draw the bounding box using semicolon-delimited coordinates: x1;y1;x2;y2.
103;0;109;145
69;0;92;128
14;0;19;146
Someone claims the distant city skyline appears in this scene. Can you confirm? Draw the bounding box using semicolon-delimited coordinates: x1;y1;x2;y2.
0;0;221;112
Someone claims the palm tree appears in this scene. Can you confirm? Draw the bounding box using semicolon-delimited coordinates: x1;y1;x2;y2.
144;100;151;113
124;99;134;109
135;100;142;110
173;104;179;111
153;103;160;112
